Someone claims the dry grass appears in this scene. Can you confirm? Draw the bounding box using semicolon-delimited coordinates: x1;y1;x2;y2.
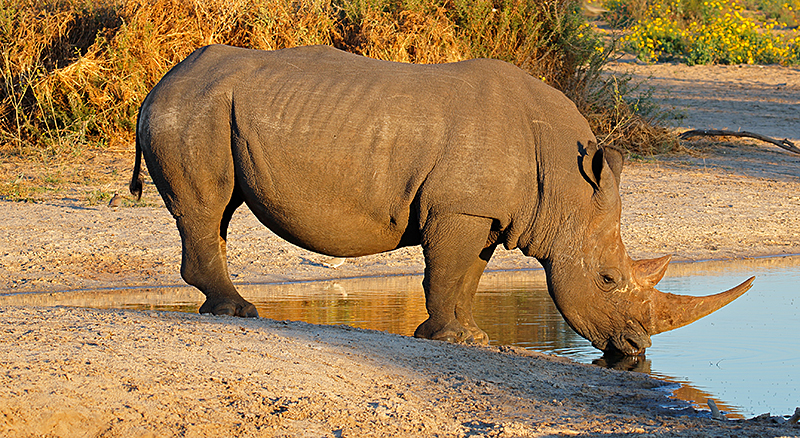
0;0;674;201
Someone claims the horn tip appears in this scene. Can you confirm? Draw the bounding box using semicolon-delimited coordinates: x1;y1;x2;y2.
742;275;755;290
724;276;755;300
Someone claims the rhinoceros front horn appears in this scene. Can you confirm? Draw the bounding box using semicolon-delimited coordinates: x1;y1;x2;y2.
645;271;755;335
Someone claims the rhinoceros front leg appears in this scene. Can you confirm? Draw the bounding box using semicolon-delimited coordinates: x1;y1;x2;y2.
414;214;493;343
454;244;497;344
175;193;258;318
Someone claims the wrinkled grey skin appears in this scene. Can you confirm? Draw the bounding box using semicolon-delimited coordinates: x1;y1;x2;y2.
132;45;749;356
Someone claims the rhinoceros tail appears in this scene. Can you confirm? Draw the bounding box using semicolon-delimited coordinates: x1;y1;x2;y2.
129;112;144;201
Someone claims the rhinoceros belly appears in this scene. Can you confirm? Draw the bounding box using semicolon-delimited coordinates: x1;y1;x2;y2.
233;148;421;257
231;114;430;257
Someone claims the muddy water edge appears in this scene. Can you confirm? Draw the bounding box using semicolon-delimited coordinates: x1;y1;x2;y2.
2;255;798;420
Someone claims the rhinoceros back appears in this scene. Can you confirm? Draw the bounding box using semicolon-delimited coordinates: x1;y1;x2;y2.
138;44;593;256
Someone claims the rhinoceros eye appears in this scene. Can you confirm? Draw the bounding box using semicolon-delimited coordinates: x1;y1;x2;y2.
597;269;620;291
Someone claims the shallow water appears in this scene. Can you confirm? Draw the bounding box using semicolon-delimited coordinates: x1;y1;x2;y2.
2;256;798;418
642;258;800;418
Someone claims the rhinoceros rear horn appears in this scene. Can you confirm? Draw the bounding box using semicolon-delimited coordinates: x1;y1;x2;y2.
647;276;755;335
633;255;671;288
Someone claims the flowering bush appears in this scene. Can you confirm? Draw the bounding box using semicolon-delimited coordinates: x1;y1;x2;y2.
612;0;800;64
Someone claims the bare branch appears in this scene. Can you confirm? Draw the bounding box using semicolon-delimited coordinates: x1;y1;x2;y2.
678;129;800;155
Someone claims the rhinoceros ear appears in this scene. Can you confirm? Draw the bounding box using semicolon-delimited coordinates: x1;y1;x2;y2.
580;142;623;190
580;141;605;189
604;146;624;186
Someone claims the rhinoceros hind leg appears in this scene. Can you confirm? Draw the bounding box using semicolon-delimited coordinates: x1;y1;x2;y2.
414;214;493;344
177;191;258;318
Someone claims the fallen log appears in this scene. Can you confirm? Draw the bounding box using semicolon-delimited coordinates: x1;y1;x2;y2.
678;129;800;155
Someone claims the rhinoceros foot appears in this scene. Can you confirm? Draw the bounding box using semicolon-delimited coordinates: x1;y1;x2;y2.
199;298;259;318
465;325;489;345
414;319;476;343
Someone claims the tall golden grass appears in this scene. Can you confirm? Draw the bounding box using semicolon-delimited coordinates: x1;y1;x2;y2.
0;0;672;164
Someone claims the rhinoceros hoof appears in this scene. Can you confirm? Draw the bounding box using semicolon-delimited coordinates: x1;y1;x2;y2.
415;319;473;343
199;299;259;318
466;327;489;345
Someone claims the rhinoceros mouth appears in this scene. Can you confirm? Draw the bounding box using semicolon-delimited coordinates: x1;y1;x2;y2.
596;331;652;356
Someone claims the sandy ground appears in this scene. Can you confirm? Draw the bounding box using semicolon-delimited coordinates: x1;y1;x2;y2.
1;61;800;437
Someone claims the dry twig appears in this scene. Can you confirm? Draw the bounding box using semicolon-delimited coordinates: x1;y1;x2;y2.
678;129;800;155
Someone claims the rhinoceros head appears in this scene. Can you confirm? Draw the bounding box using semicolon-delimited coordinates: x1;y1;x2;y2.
539;143;753;356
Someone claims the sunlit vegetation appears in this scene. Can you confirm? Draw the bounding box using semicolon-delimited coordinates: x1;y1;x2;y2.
0;0;678;184
592;0;800;64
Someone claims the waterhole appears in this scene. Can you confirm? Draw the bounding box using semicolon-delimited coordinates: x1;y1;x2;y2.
2;255;798;418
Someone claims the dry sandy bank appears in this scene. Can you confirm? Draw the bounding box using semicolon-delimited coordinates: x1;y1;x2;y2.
1;62;799;436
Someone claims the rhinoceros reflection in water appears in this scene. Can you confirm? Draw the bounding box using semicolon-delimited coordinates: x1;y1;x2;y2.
130;45;753;356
